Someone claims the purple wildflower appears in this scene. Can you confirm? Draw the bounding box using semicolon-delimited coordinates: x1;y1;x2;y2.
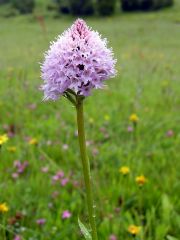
61;178;69;186
14;160;21;168
56;170;64;178
13;160;28;175
52;170;65;183
13;236;21;240
166;129;174;137
11;172;19;179
41;19;116;100
109;234;117;240
36;218;46;226
52;175;59;182
62;210;71;219
127;126;134;132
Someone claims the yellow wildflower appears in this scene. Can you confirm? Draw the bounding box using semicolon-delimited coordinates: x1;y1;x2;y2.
128;225;141;236
7;146;17;153
119;166;130;175
0;203;9;213
89;118;94;124
136;175;147;186
129;114;139;123
28;138;38;145
104;114;110;121
0;134;9;145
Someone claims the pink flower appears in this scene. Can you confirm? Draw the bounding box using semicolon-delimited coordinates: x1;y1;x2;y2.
52;175;59;181
14;236;21;240
36;218;46;226
56;170;64;178
41;19;116;100
14;160;21;168
109;234;117;240
62;210;71;219
52;170;65;182
166;129;174;137
13;160;28;175
41;166;49;173
61;178;69;186
127;126;133;132
12;172;19;179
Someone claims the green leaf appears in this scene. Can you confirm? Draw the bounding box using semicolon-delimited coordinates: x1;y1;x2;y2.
166;235;179;240
78;218;92;240
162;194;173;224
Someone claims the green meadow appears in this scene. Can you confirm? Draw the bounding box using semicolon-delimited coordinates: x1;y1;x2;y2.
0;1;180;240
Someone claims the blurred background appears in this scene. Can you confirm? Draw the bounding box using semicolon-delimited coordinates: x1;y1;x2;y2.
0;1;180;240
0;0;176;17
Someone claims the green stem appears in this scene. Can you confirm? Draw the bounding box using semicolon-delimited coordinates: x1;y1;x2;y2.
76;98;98;240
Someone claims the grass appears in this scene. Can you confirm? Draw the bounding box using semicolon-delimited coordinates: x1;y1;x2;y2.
0;2;180;240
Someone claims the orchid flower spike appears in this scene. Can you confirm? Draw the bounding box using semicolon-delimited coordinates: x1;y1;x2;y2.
41;19;116;101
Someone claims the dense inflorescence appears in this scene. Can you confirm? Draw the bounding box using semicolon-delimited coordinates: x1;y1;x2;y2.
41;19;116;100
